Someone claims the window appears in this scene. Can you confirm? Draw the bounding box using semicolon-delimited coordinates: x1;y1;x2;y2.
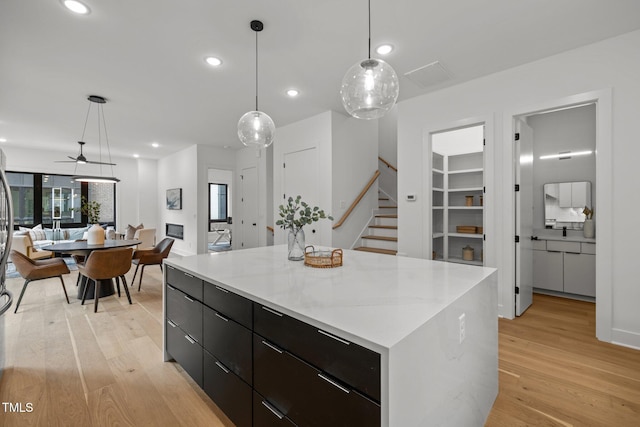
7;171;116;227
209;183;228;223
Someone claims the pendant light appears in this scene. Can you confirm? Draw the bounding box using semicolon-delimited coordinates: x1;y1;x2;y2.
72;95;120;183
237;20;275;149
340;0;399;120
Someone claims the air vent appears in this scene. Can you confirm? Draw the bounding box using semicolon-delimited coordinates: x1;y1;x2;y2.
404;61;452;88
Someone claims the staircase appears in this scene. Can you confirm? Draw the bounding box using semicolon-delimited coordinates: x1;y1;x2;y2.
354;195;398;255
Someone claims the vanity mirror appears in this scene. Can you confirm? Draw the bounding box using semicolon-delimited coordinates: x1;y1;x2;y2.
544;181;592;229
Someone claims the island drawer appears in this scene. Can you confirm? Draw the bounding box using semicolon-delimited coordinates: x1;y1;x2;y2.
253;391;297;427
204;350;252;427
166;319;202;387
254;334;380;427
166;265;203;301
254;303;381;402
166;284;203;343
204;282;252;329
203;305;252;385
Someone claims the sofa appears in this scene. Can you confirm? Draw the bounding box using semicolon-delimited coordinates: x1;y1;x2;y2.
11;225;115;260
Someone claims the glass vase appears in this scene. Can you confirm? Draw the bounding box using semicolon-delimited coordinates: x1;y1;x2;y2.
287;227;305;261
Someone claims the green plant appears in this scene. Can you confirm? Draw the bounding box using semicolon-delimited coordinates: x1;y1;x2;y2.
582;206;593;219
276;195;333;230
78;196;101;224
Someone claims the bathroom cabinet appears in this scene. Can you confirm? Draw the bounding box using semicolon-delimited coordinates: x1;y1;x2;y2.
532;239;595;297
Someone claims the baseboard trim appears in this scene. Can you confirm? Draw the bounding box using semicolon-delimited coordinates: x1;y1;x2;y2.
611;328;640;351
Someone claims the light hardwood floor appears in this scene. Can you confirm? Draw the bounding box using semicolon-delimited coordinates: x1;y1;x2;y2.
1;267;639;426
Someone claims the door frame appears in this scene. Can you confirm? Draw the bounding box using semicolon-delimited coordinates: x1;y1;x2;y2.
502;88;612;342
423;114;494;263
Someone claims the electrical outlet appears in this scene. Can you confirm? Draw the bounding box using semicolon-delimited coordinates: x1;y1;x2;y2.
458;313;466;344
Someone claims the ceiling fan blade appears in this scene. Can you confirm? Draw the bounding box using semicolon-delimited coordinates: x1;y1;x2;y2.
54;160;77;163
68;156;79;161
86;160;117;166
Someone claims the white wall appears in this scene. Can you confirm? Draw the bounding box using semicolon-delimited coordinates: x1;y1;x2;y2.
397;29;640;348
157;145;198;256
527;104;596;233
331;111;378;249
378;106;398;202
3;145;149;232
137;158;158;231
273;112;333;246
432;125;484;156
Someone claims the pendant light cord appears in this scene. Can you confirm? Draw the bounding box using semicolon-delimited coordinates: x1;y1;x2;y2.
255;30;259;111
368;0;371;59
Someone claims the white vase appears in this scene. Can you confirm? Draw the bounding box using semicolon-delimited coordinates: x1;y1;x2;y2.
87;223;105;245
583;219;595;238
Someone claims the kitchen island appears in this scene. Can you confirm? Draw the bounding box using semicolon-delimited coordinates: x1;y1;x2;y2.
163;245;498;427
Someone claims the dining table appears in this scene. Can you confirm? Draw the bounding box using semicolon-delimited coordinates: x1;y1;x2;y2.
41;239;141;299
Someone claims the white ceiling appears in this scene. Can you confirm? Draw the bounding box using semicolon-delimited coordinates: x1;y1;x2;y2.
2;0;640;162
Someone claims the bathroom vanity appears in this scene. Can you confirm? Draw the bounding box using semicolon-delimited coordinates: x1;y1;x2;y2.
163;245;498;427
532;236;596;298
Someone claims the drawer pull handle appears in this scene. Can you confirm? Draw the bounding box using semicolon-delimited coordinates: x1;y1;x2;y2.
261;340;283;354
167;285;177;291
184;273;194;278
215;312;229;322
167;320;177;328
184;335;196;345
261;306;283;317
215;361;230;374
318;329;350;345
167;265;175;270
184;295;195;303
214;285;229;294
318;373;350;394
261;401;284;420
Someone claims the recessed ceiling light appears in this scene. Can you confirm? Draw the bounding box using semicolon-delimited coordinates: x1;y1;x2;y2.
62;0;90;15
286;89;299;97
0;138;6;143
133;154;140;158
205;56;222;67
151;142;159;148
376;44;394;55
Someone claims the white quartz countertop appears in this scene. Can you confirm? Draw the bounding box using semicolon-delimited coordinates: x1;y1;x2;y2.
165;245;496;352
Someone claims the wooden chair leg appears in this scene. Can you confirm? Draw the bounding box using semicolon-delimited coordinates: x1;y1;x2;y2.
94;280;100;313
14;279;31;313
138;265;147;292
120;275;132;304
59;276;70;304
132;264;140;285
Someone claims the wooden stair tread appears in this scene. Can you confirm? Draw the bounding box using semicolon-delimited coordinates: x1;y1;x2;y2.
354;247;397;255
368;225;397;229
378;197;390;201
379;206;397;209
362;235;397;242
375;214;397;218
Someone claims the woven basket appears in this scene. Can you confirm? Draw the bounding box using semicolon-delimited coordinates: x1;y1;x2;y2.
304;246;343;268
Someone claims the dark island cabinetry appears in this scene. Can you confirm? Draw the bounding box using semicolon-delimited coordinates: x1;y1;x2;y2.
164;264;381;427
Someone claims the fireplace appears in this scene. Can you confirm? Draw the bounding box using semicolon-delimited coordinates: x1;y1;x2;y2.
166;223;184;240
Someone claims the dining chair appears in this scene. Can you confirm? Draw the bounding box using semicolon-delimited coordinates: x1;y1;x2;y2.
131;237;174;291
71;239;87;287
78;247;134;313
10;250;70;313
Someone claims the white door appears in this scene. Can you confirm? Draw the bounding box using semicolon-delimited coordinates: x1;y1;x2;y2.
240;166;259;249
515;119;534;316
283;147;321;245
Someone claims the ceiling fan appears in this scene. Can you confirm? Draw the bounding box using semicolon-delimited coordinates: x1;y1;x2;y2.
56;141;116;166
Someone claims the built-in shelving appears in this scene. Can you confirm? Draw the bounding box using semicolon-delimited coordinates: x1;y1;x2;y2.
432;150;484;265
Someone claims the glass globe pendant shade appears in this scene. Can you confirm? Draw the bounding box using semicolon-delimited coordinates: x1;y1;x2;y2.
237;110;276;148
340;58;399;120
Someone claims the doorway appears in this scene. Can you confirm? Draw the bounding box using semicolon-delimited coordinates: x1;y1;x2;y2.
207;168;233;252
514;102;598;316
